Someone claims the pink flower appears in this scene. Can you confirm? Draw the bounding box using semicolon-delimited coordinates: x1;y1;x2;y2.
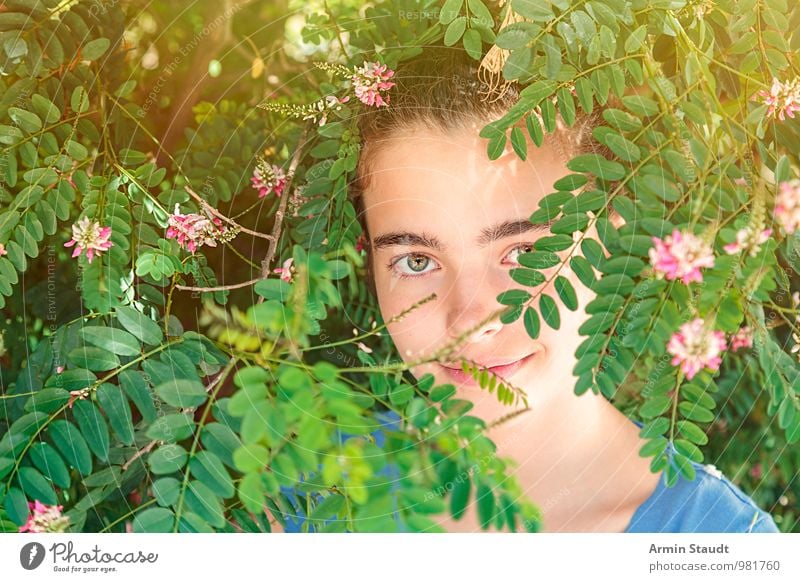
166;204;226;253
729;325;754;352
64;216;113;263
351;61;396;108
749;463;763;480
273;257;295;283
0;242;6;257
648;229;715;285
667;318;728;381
774;179;800;235
723;227;772;257
19;500;70;533
355;233;366;254
757;77;800;121
251;159;287;198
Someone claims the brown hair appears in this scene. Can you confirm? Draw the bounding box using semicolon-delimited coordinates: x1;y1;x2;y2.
349;45;612;297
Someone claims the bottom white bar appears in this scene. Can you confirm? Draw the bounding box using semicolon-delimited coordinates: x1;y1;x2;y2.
1;533;797;581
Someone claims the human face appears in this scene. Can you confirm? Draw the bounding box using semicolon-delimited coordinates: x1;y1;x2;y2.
362;121;604;406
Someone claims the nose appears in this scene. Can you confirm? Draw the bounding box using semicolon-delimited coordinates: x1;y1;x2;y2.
444;271;505;344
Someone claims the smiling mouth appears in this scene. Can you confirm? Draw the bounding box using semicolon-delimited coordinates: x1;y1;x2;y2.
439;351;539;385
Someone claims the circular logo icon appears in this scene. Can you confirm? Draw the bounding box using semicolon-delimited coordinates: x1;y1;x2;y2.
20;542;46;570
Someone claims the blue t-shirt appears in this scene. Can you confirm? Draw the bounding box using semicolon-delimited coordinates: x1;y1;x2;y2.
623;419;779;533
278;411;779;533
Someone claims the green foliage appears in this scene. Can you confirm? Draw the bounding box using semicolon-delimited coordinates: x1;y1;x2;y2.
0;0;797;534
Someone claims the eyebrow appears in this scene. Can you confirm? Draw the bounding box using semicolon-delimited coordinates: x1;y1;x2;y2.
370;218;556;251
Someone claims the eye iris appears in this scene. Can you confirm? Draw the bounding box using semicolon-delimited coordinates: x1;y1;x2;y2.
407;254;428;272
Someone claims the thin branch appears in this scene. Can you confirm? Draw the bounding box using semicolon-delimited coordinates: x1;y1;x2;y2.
175;275;265;292
183;184;275;241
257;124;311;301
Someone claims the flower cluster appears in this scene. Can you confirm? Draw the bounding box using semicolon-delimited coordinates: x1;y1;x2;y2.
667;318;728;380
19;500;71;533
667;321;755;380
257;94;350;127
729;325;754;352
273;257;295;283
258;60;395;126
723;226;772;257
648;229;715;284
166;204;230;253
350;61;396;108
251;158;287;198
64;216;113;263
774;179;800;235
0;242;6;257
758;77;800;121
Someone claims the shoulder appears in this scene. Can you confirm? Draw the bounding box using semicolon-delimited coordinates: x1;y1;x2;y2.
627;460;779;533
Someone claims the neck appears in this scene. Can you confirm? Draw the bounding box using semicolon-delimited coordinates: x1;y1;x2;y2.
457;374;640;523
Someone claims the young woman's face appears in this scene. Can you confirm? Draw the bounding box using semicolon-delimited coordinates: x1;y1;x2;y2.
361;121;606;404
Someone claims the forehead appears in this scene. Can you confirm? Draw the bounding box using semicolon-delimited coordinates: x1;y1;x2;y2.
361;124;569;239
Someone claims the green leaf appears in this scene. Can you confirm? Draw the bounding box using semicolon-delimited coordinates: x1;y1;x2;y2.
556;87;576;127
673;438;704;463
67;346;120;371
510;267;546;287
566;154;626;181
569;255;596;288
554;276;578;310
518;250;560;269
678;401;715;423
155;378;208;409
512;0;554;22
23;388;69;414
96;383;135;445
450;473;471;519
115;305;164;346
497;289;531;305
677;420;708;445
523;306;540;339
71;400;110;463
148;444;188;475
31;94;60;124
48;420;93;476
18;466;58;505
189;451;235;499
487;132;506;160
133;507;175;532
29;442;71;489
444;16;467;46
80;326;141;356
8;107;42;133
439;0;464;24
510;126;527;160
81;37;110;61
233;443;269;473
184;480;226;528
539;294;560;329
238;473;266;514
146;413;195;442
462;28;482;60
638;417;670;439
70;86;89;114
639;395;671;418
475;480;495;530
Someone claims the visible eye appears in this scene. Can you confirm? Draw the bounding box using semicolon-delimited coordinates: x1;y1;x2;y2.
504;243;535;266
389;253;440;279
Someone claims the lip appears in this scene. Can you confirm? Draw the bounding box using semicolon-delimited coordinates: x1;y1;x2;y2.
439;351;539;386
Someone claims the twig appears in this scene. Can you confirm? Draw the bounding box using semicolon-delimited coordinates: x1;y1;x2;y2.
175;276;265;293
257;124;311;302
184;185;275;241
